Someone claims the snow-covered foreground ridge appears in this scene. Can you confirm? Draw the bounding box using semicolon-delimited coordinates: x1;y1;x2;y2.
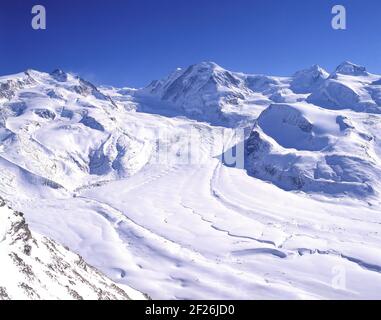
1;61;381;299
0;199;146;300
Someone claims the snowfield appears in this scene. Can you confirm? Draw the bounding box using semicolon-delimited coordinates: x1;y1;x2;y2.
1;61;381;299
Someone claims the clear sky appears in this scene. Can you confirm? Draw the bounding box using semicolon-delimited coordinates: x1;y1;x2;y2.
1;0;381;87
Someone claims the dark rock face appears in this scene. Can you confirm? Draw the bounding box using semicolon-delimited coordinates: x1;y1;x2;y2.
0;75;36;100
80;115;105;131
50;69;68;82
34;109;56;120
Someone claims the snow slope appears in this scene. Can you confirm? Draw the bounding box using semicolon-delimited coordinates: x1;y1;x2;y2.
0;198;145;300
1;61;381;299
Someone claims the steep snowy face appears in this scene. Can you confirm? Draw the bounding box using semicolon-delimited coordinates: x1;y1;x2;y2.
0;71;36;100
334;61;369;76
245;74;282;93
144;67;186;96
140;61;252;123
245;102;381;197
145;61;244;99
291;65;329;94
0;199;144;300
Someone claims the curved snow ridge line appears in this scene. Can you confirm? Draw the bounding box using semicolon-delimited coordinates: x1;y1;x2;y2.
341;254;381;274
296;248;381;274
210;162;289;226
232;248;288;259
171;148;291;250
179;202;276;247
174;160;275;243
174;161;292;258
210;224;276;246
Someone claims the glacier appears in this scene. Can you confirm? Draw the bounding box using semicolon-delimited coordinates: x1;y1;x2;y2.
1;61;381;299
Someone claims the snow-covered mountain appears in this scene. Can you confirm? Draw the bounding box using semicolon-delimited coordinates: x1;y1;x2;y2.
140;61;248;124
307;61;381;113
0;198;145;300
290;64;329;94
1;61;381;299
245;102;380;196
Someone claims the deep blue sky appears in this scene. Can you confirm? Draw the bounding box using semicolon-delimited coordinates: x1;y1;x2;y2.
1;0;381;87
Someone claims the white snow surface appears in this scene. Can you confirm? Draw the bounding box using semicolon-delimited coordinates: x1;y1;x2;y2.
1;62;381;299
0;199;145;300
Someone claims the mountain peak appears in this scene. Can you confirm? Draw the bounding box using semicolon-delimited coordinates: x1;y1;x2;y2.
311;64;329;73
193;61;221;69
184;61;227;76
161;61;240;97
51;68;66;75
293;64;329;78
334;61;368;76
291;64;329;93
23;69;46;80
